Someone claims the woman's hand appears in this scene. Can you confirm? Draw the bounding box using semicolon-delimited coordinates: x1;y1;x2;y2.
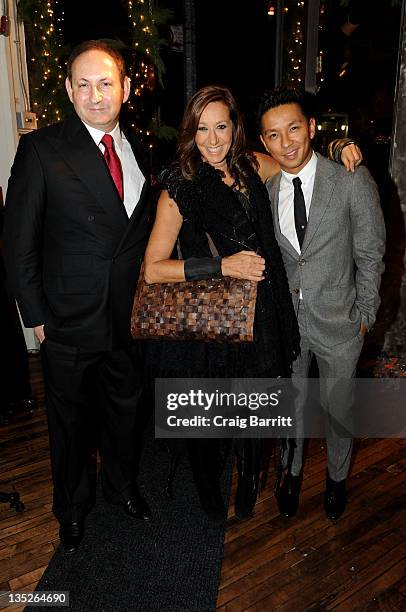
341;142;363;172
221;251;265;281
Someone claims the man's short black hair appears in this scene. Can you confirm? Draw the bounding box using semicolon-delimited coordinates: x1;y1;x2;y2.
257;86;317;130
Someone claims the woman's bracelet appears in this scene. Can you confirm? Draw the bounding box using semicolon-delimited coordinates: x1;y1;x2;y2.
328;138;356;163
184;256;222;281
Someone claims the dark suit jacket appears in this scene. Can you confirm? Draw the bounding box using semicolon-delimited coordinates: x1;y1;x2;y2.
4;112;151;351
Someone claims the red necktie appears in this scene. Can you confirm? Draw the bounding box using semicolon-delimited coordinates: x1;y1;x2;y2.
101;134;124;201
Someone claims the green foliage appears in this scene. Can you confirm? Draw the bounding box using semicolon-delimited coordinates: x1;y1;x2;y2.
149;115;178;141
17;0;69;126
16;0;40;24
122;1;173;86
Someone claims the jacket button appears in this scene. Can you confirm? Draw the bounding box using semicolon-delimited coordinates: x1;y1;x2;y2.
298;259;306;266
88;215;95;221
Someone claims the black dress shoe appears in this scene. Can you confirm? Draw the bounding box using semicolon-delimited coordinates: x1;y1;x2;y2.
324;475;346;520
123;490;151;521
59;521;83;554
276;472;302;518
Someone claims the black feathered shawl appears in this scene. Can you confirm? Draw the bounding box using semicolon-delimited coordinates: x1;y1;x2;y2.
146;160;300;377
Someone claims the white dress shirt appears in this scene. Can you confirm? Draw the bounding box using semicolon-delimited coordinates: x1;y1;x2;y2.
278;151;318;254
82;121;146;218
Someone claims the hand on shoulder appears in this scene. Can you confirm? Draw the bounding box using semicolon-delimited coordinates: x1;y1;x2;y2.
252;151;280;183
341;142;363;172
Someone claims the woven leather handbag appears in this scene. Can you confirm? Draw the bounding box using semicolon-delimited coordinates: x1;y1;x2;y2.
131;263;257;343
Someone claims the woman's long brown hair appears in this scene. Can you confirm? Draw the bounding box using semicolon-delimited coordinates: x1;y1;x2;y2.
177;85;257;182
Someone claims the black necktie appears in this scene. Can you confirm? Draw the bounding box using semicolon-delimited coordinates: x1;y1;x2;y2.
293;176;307;249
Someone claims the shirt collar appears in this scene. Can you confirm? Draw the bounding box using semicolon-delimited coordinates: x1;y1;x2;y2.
281;150;317;185
81;121;123;153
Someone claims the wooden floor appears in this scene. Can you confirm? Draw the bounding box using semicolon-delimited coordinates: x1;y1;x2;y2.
0;355;405;611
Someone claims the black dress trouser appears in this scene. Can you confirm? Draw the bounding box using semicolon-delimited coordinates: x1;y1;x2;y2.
40;338;143;525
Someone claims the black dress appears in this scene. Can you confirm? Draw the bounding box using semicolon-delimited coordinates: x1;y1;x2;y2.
145;160;301;520
146;159;300;379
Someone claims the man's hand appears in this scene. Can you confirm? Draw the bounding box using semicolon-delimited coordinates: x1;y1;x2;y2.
359;321;368;337
34;324;45;344
221;251;265;282
342;143;363;172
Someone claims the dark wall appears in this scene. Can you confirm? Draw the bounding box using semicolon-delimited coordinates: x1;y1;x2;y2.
195;0;275;132
64;0;129;46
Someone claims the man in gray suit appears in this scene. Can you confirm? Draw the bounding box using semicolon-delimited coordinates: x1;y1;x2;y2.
258;87;385;520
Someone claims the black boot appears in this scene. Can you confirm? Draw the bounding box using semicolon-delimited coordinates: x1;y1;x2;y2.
324;472;347;520
276;471;302;517
274;438;302;518
187;439;227;524
234;439;261;520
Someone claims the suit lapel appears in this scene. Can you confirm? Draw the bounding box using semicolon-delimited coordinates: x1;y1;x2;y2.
122;126;150;227
49;114;128;229
115;180;150;257
115;127;151;252
301;153;337;253
268;173;299;259
123;127;149;180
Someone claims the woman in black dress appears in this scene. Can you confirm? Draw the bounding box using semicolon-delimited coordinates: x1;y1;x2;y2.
144;85;360;522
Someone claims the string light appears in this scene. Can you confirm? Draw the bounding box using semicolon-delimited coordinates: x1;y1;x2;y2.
29;0;65;126
285;0;305;85
126;0;160;149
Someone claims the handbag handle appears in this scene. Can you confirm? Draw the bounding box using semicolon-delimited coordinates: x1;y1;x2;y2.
176;231;220;259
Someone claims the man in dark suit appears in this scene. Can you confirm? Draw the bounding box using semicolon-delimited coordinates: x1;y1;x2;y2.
4;40;152;553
